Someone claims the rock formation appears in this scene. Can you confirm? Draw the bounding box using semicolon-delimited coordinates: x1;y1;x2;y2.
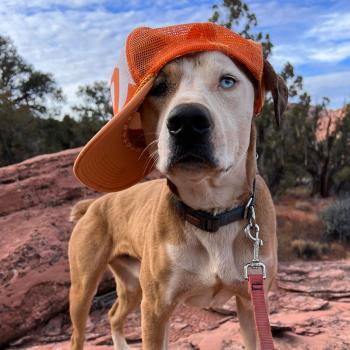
1;148;349;349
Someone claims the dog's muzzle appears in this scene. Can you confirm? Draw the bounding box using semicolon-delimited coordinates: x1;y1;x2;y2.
167;103;216;169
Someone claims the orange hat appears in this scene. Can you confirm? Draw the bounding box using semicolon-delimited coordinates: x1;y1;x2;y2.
74;22;265;192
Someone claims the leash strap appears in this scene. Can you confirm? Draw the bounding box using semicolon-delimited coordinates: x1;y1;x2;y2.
248;273;274;350
244;177;274;349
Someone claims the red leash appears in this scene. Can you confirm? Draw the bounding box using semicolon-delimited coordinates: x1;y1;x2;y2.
248;273;274;350
244;184;275;350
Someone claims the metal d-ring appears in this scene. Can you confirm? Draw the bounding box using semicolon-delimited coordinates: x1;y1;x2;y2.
244;222;260;242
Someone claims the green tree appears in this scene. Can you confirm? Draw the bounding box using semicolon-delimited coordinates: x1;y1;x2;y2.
304;100;350;197
72;81;112;122
208;1;350;198
209;0;273;58
0;93;39;165
332;107;350;194
35;115;84;153
0;91;82;166
70;80;113;147
0;35;63;116
0;35;66;166
256;64;307;193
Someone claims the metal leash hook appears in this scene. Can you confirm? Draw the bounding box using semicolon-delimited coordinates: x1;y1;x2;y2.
243;204;267;280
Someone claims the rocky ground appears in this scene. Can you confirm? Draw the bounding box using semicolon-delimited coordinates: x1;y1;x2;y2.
7;260;350;350
1;148;350;350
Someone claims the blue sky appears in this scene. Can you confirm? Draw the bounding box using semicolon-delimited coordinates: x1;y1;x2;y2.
1;0;350;111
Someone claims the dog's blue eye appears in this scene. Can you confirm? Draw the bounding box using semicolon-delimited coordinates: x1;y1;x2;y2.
219;76;236;89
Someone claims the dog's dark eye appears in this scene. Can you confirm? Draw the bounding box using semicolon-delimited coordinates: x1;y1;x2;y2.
150;81;168;97
219;76;237;89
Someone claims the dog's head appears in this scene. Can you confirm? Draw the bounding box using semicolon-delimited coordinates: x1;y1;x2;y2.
139;51;287;184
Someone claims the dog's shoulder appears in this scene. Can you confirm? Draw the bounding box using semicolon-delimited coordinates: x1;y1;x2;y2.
255;174;277;250
255;174;275;221
95;178;170;221
76;179;167;221
255;174;274;206
111;178;167;203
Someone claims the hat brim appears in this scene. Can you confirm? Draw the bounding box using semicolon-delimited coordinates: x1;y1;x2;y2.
73;77;155;192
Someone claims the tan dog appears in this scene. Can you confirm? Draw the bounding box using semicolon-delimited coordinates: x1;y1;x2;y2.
69;51;288;350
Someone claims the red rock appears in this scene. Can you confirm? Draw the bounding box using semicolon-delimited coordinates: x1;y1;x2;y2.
0;148;113;347
280;295;329;312
207;306;237;316
2;149;350;350
19;259;350;349
173;323;190;330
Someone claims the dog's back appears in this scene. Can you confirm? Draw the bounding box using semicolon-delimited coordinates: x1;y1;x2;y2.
68;178;171;259
70;198;96;223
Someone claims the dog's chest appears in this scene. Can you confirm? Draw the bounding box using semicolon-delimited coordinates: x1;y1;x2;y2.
165;222;244;306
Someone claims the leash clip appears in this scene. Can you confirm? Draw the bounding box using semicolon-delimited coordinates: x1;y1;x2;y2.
244;261;267;280
244;219;266;280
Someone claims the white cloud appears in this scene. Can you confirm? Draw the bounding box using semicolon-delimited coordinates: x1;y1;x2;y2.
250;0;318;28
307;13;350;42
269;44;309;69
270;40;350;67
304;71;350;108
0;1;211;113
1;0;114;11
0;0;349;112
308;42;350;63
301;12;350;63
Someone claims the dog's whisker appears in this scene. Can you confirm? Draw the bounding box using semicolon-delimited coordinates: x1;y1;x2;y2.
143;155;153;174
149;149;158;159
142;159;153;176
145;150;158;169
142;150;159;176
138;139;159;161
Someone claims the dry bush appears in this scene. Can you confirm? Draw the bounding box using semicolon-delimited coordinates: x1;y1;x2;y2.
320;197;350;242
291;239;328;260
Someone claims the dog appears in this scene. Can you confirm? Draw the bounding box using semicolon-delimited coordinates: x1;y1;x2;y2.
68;50;288;350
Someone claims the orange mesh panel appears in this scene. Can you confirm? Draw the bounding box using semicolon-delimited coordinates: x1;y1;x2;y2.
126;22;263;85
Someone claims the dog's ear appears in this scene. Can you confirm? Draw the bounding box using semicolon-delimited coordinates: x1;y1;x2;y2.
262;60;288;126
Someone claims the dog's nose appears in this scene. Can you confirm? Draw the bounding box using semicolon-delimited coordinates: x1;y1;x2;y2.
167;103;212;138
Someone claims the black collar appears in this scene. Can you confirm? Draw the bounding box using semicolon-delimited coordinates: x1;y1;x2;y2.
174;179;256;233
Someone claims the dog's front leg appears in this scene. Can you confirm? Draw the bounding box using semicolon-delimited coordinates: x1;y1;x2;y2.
141;294;175;350
236;295;258;350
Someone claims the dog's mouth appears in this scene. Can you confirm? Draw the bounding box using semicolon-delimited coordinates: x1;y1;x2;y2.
168;145;217;171
173;154;211;169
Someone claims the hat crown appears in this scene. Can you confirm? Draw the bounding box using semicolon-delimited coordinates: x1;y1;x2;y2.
111;22;265;116
76;22;266;192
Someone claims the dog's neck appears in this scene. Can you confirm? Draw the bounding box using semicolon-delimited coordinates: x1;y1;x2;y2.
167;123;257;214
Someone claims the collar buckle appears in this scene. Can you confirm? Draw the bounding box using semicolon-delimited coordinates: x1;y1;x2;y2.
202;217;220;233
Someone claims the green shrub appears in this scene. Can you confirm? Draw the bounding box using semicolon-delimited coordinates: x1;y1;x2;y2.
333;166;350;194
320;198;350;242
